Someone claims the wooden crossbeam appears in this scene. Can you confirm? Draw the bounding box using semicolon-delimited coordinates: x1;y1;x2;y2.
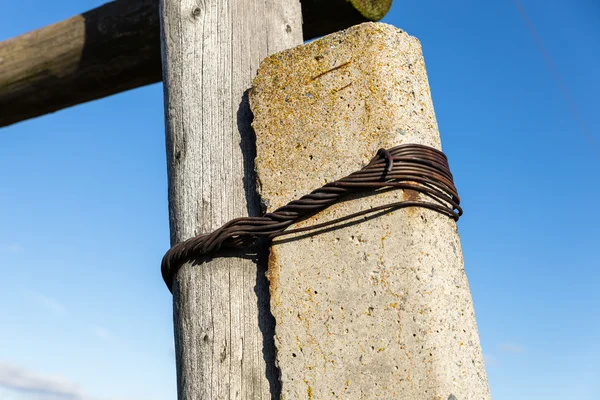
0;0;392;128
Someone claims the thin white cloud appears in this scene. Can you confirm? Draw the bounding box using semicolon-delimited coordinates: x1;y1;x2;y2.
0;362;142;400
21;290;68;316
0;242;23;254
498;342;526;353
483;353;498;366
93;326;115;342
0;362;83;400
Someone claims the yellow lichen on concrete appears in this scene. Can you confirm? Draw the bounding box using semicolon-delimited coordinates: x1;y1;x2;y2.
251;22;441;212
250;22;491;400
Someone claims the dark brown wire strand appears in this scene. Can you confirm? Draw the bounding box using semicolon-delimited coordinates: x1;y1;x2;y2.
161;143;462;292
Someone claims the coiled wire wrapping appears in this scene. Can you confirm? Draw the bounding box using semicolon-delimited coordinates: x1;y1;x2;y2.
161;143;462;292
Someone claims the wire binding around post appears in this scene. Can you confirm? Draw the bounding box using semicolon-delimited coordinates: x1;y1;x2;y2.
160;143;462;292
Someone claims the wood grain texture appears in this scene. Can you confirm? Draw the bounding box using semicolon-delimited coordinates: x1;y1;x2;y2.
159;0;302;398
0;0;392;128
0;0;161;127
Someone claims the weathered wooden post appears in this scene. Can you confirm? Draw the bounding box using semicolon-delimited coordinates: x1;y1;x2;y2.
249;22;491;399
0;0;392;128
159;0;303;397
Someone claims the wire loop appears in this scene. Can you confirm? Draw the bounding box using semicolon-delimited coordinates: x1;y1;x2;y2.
161;143;462;292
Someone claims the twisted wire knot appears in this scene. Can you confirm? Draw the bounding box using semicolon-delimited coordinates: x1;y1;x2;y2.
161;143;462;292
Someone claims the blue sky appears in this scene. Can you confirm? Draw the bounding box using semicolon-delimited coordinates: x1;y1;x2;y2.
0;0;598;399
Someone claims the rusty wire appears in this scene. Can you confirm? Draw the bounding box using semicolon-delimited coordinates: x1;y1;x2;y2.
161;143;462;292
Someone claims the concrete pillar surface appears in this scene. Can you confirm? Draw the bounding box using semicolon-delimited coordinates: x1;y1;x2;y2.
249;22;491;400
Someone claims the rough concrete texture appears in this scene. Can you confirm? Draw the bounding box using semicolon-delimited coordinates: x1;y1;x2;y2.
249;22;491;400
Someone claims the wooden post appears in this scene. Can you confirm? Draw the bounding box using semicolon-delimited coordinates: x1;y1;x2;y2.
250;22;492;399
159;0;303;398
0;0;162;128
0;0;392;128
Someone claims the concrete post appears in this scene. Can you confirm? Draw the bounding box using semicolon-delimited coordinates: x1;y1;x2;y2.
249;22;491;399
